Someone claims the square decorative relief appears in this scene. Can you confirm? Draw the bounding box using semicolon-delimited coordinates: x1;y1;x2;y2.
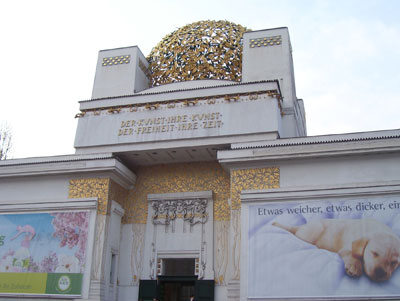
102;55;131;66
250;36;282;48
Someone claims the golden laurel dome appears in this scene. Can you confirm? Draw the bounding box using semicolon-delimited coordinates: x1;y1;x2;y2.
147;20;248;87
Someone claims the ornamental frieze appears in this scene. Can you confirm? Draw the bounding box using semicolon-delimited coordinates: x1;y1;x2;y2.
151;198;208;226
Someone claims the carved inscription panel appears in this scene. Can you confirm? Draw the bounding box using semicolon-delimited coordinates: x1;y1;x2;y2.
118;112;222;136
75;95;280;147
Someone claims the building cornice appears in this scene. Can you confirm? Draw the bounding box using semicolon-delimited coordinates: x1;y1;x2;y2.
78;80;281;111
218;129;400;166
0;153;114;166
0;153;136;189
231;129;400;149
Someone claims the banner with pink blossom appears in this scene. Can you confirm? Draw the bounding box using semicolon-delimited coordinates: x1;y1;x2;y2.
0;211;90;296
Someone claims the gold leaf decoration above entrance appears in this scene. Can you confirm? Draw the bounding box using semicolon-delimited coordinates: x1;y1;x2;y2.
121;162;230;224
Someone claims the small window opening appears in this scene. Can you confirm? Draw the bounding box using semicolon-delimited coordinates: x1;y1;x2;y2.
163;258;195;276
110;253;117;284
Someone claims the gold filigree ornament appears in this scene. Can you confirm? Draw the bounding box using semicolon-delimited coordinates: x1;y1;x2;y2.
122;162;230;224
68;178;110;215
147;20;248;86
231;167;280;210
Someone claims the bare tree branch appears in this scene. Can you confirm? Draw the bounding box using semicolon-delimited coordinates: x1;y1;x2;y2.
0;124;12;160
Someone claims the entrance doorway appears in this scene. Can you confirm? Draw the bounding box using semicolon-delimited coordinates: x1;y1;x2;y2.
158;276;196;301
159;258;195;301
138;258;214;300
138;277;214;301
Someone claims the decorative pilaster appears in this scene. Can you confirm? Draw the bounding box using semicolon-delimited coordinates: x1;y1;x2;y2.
131;224;146;286
229;167;280;281
231;209;241;280
68;178;128;300
215;220;229;285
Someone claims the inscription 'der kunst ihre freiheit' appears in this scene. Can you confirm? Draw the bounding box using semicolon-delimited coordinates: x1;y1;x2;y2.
118;112;223;136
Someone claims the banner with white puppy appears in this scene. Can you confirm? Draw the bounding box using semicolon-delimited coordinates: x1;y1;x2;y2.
0;211;90;297
248;198;400;299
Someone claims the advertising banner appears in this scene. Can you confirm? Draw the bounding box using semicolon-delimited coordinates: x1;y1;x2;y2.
248;198;400;299
0;211;89;296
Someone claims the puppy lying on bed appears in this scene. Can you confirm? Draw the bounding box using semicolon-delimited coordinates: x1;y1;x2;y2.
273;219;400;281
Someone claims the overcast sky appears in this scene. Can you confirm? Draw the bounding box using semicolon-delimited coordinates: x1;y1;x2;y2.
1;0;399;159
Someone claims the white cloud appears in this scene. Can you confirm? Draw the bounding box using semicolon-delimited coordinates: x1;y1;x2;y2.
293;15;400;135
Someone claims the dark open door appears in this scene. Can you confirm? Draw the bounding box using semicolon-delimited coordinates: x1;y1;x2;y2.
195;280;214;301
139;280;157;301
158;276;196;301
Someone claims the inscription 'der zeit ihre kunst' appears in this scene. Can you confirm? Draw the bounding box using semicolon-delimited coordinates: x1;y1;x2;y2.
118;112;223;136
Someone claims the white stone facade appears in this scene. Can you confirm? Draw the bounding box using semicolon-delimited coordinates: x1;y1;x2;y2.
1;25;399;301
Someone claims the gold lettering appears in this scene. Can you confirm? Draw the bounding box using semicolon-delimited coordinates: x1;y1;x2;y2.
118;128;134;136
191;112;221;122
203;120;223;128
119;112;221;136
